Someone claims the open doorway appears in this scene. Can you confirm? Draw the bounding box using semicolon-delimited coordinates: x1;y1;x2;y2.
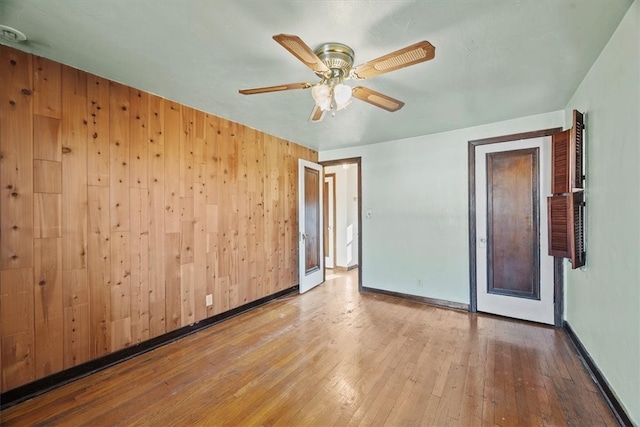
320;158;362;290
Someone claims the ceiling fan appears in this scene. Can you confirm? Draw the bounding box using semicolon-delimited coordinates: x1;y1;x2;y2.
239;34;435;122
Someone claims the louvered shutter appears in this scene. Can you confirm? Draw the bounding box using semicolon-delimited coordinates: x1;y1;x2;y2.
570;110;585;191
569;191;586;268
547;110;586;269
551;130;570;194
548;194;570;258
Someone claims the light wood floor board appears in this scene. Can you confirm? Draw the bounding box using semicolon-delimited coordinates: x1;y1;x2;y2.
0;269;617;426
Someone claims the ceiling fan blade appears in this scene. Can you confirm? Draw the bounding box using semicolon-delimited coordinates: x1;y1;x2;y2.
239;82;312;95
351;41;435;79
352;86;405;112
273;34;330;75
309;105;325;123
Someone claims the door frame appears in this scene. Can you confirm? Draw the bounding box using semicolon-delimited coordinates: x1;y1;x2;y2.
319;157;362;291
468;128;565;327
324;173;337;269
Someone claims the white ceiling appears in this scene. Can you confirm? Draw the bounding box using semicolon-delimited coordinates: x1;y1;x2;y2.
0;0;632;151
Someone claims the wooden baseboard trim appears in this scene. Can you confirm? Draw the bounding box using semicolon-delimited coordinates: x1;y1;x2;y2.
362;286;469;312
0;285;299;410
564;321;633;427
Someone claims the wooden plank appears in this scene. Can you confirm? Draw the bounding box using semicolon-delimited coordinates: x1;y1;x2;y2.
195;109;205;139
0;46;34;269
61;66;88;271
204;114;220;205
180;197;194;223
193;161;205;184
33;159;62;193
193;182;207;322
87;185;111;358
164;101;181;233
180;263;195;327
109;81;130;232
110;317;132;352
110;230;132;351
164;232;181;331
129;88;148;189
180;219;195;265
1;331;35;392
213;276;229;315
148;140;166;338
33;115;61;162
33;55;62;119
63;302;90;368
61;64;87;97
1;268;35;391
180;107;194;198
0;267;35;391
193;133;205;168
63;266;89;309
34;193;62;239
33;237;64;379
86;74;110;187
148;94;164;146
130;188;150;344
33;238;63;323
109;231;131;333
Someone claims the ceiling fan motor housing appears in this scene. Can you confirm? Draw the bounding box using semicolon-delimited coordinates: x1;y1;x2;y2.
314;42;354;79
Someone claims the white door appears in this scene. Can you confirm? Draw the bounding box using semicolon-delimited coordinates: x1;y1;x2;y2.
475;137;554;324
299;159;324;293
324;174;335;269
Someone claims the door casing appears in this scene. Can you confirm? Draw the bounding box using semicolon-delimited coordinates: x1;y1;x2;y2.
319;157;362;291
324;173;336;269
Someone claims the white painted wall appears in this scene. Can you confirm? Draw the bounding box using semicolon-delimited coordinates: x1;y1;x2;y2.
320;110;564;303
325;164;359;269
564;0;639;422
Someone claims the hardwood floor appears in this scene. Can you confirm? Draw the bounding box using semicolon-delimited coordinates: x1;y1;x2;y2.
1;269;616;426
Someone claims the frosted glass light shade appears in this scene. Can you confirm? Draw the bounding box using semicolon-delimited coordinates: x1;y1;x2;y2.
333;84;352;109
312;84;332;111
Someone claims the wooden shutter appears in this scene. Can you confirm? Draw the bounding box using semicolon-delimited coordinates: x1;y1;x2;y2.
551;130;570;194
548;110;586;269
569;191;586;268
548;194;570;258
570;110;585;190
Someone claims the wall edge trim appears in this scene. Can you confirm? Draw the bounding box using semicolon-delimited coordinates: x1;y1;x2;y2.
0;285;299;410
564;321;634;427
361;286;469;311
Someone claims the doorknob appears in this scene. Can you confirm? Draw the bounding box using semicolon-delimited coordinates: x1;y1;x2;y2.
479;237;486;244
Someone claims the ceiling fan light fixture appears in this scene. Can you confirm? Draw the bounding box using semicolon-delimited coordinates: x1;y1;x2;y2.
241;35;435;121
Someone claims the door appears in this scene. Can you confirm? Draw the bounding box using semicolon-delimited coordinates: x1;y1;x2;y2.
475;137;554;324
299;159;324;293
324;174;336;269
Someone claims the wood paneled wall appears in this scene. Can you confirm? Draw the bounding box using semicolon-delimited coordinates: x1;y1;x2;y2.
0;45;316;392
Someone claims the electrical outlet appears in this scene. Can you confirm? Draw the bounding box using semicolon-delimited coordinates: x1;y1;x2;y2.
206;294;213;306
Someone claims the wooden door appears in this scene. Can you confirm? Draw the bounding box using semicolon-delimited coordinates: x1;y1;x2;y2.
298;159;323;293
475;137;554;324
